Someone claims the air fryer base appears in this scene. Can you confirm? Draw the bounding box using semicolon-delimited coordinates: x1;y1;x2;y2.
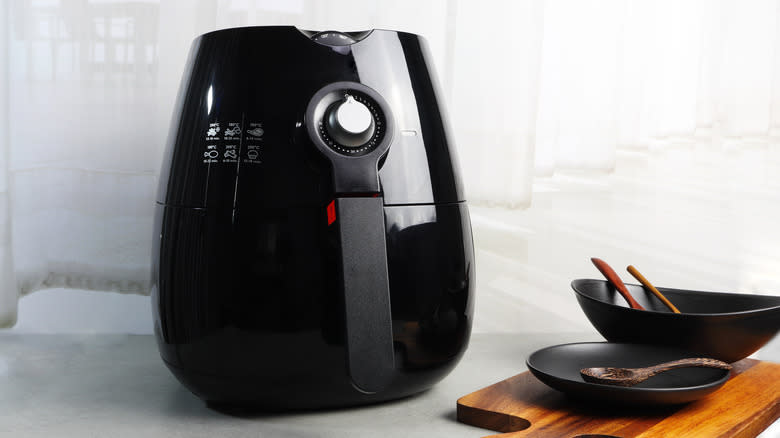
163;357;459;410
153;203;474;408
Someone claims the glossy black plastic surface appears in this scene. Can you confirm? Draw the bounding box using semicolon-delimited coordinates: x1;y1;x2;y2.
572;279;780;363
153;26;473;408
157;26;464;209
527;343;730;405
152;202;474;407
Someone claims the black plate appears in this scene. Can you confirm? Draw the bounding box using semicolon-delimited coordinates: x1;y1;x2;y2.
526;343;731;405
572;279;780;363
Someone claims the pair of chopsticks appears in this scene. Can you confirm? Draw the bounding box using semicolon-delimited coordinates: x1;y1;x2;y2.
591;258;681;313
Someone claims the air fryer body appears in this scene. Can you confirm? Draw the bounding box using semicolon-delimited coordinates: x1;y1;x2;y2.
152;26;475;408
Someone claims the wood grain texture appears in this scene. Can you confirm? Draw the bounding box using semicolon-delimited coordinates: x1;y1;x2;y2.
626;265;681;313
457;359;780;438
580;357;732;387
590;258;645;310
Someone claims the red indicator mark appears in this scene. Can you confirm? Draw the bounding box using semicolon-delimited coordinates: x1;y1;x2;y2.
327;200;336;226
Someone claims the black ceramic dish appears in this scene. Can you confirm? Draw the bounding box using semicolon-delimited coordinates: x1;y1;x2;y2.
526;342;731;405
572;279;780;363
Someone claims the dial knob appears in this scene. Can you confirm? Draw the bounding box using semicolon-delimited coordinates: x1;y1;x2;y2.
325;95;376;148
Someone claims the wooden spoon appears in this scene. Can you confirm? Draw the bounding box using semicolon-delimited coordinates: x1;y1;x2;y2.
590;258;645;310
580;358;732;387
626;265;681;313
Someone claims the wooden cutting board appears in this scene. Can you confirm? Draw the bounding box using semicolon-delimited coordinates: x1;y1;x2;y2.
457;359;780;438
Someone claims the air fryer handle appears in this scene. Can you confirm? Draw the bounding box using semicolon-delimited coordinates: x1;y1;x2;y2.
335;196;395;394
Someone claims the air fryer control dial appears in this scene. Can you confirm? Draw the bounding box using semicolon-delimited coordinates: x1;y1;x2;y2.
326;95;376;147
308;86;389;157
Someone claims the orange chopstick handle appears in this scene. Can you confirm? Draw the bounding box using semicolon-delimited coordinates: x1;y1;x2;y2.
591;258;645;310
626;265;681;314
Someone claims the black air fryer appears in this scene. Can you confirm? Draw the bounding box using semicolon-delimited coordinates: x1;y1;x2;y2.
152;26;474;409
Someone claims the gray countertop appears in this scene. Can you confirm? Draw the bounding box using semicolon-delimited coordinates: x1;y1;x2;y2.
1;332;778;437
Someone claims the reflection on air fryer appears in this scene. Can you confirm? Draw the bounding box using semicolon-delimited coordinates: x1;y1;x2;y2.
152;26;474;409
386;205;471;370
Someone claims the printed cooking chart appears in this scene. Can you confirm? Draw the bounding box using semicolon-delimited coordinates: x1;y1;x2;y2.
223;122;241;164
203;122;221;164
201;120;264;165
244;122;264;164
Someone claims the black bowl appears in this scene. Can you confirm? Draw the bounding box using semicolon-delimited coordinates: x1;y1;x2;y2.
572;279;780;363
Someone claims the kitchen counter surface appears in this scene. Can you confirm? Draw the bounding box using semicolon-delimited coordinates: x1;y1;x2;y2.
1;332;778;438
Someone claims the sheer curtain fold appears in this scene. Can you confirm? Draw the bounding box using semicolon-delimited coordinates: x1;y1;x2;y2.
1;0;16;326
450;0;544;208
713;0;778;141
1;0;780;326
6;1;161;303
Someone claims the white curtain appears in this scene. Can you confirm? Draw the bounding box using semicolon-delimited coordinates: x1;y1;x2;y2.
1;0;780;326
